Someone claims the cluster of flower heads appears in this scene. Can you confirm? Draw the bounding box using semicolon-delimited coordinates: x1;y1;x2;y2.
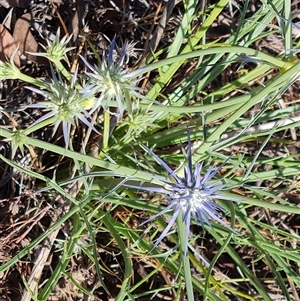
12;35;147;149
126;130;236;259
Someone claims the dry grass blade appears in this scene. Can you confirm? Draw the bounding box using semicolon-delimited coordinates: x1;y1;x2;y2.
139;0;177;69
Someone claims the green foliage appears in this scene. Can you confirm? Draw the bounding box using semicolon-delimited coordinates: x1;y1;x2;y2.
1;0;300;300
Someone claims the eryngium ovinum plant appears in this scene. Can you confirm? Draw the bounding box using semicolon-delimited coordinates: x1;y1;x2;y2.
125;129;238;267
0;34;238;262
0;33;151;153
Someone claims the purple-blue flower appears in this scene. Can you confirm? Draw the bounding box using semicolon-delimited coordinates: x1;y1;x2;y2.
126;131;236;257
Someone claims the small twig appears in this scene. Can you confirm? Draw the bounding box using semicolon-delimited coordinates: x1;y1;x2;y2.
51;2;69;37
70;34;86;74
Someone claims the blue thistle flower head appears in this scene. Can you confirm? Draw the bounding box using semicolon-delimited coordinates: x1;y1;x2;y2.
80;37;145;119
126;130;237;259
